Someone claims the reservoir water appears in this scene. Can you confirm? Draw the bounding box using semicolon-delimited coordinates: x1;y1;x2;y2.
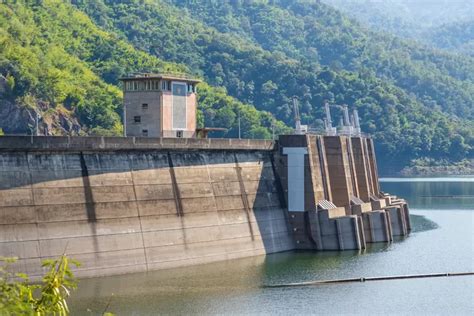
70;178;474;315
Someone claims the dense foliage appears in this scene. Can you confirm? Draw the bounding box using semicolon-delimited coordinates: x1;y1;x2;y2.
1;0;473;170
164;0;474;119
425;20;474;57
73;0;473;167
0;0;284;137
0;256;79;315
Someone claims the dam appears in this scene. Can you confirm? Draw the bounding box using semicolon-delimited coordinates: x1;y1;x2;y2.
0;134;410;279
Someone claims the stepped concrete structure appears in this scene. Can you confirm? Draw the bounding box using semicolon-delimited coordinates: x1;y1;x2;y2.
0;135;410;279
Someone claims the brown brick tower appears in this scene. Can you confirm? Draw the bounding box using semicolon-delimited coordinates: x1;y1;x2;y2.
120;73;201;138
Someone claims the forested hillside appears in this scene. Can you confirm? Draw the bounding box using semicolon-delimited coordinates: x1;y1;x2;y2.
322;0;474;56
1;0;473;173
322;0;474;39
0;0;287;138
425;20;474;57
73;0;472;169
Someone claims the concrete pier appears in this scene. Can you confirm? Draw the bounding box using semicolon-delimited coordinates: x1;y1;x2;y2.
277;134;410;252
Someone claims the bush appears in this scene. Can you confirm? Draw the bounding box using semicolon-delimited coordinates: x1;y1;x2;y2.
0;255;80;315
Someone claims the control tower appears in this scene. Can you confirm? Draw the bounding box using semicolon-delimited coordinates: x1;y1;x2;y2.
120;73;201;138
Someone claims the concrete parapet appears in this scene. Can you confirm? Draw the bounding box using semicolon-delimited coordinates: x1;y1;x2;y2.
0;136;275;152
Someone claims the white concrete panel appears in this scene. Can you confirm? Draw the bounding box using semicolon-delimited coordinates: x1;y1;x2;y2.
282;147;308;212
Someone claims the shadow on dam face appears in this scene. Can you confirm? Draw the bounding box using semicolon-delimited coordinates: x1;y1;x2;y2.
79;151;99;254
0;149;294;277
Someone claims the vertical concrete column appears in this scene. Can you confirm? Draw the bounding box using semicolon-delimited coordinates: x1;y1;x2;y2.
282;147;308;212
316;136;332;201
351;137;371;202
276;135;313;249
362;138;375;196
323;136;353;212
366;138;380;196
276;135;312;211
345;137;359;198
306;135;326;203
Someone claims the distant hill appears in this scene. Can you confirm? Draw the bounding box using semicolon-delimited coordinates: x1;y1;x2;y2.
322;0;474;38
322;0;474;57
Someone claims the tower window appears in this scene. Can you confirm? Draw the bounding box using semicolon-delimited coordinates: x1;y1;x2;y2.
162;80;171;91
142;103;148;110
142;129;148;137
134;116;141;123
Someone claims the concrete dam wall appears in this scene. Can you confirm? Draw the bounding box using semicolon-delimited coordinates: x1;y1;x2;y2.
0;136;410;279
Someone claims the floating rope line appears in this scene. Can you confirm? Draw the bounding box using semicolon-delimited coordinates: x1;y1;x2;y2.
420;195;474;198
264;272;474;288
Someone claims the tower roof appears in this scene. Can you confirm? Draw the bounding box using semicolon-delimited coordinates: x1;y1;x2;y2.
119;73;201;84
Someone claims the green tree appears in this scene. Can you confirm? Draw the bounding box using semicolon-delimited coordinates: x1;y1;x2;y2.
0;255;80;315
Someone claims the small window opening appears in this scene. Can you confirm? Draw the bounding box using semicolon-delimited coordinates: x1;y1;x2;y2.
142;103;148;110
142;129;148;137
176;131;183;138
134;116;141;123
187;84;192;93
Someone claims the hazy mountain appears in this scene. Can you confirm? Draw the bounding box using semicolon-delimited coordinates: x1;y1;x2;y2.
322;0;474;53
322;0;474;36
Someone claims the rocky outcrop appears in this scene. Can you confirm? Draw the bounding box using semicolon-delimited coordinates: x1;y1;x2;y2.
0;99;81;135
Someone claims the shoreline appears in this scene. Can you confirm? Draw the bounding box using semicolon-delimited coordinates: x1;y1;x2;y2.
380;160;474;177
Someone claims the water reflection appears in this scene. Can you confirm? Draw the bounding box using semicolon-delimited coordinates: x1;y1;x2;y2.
381;178;474;210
